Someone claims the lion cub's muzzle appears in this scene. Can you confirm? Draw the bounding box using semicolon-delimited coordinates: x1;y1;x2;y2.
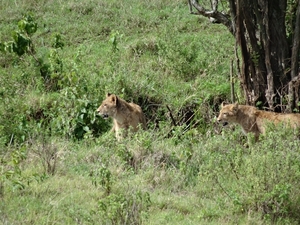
96;110;109;119
100;114;109;119
222;122;228;126
217;119;228;127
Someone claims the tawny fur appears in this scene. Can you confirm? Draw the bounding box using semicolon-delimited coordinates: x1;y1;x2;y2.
97;93;146;140
217;103;300;140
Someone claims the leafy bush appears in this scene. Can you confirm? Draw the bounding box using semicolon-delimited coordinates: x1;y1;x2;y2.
0;16;111;142
98;191;151;225
1;144;28;192
91;164;112;195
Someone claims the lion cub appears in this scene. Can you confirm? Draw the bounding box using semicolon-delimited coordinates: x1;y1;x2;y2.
97;93;146;140
217;102;300;140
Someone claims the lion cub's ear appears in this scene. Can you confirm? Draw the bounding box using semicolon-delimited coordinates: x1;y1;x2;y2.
106;93;112;98
110;94;118;105
221;102;228;108
232;102;239;112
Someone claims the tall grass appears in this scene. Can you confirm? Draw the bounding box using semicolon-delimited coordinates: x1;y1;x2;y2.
2;127;300;224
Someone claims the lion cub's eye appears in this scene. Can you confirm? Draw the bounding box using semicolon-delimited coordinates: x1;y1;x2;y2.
223;113;228;116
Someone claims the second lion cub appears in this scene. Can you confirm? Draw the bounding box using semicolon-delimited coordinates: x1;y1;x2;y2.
217;102;300;140
97;93;146;140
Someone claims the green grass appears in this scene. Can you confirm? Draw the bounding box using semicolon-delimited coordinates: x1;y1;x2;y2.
1;0;300;224
3;130;300;224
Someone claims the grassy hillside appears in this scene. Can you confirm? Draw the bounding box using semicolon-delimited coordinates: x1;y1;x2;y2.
1;0;300;224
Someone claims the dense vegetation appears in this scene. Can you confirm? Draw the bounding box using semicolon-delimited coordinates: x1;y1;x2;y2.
1;0;300;224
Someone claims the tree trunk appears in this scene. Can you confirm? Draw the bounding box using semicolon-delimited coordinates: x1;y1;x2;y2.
232;0;289;110
189;0;300;112
289;1;300;111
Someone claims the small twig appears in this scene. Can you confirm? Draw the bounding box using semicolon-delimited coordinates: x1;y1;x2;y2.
215;176;234;200
230;60;235;103
166;105;177;126
9;134;14;146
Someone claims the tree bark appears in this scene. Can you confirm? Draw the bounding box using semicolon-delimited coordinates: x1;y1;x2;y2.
289;1;300;111
291;1;300;79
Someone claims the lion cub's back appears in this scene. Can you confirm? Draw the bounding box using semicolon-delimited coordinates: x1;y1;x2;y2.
129;102;143;112
257;110;300;127
280;113;300;127
128;102;146;128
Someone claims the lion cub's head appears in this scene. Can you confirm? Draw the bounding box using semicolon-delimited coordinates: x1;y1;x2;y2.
97;93;118;119
217;102;238;126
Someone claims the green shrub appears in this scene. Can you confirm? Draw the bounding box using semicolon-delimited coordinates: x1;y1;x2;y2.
98;191;151;225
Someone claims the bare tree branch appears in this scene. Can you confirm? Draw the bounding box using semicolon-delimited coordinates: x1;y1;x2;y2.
228;0;236;34
190;0;234;34
211;0;218;12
